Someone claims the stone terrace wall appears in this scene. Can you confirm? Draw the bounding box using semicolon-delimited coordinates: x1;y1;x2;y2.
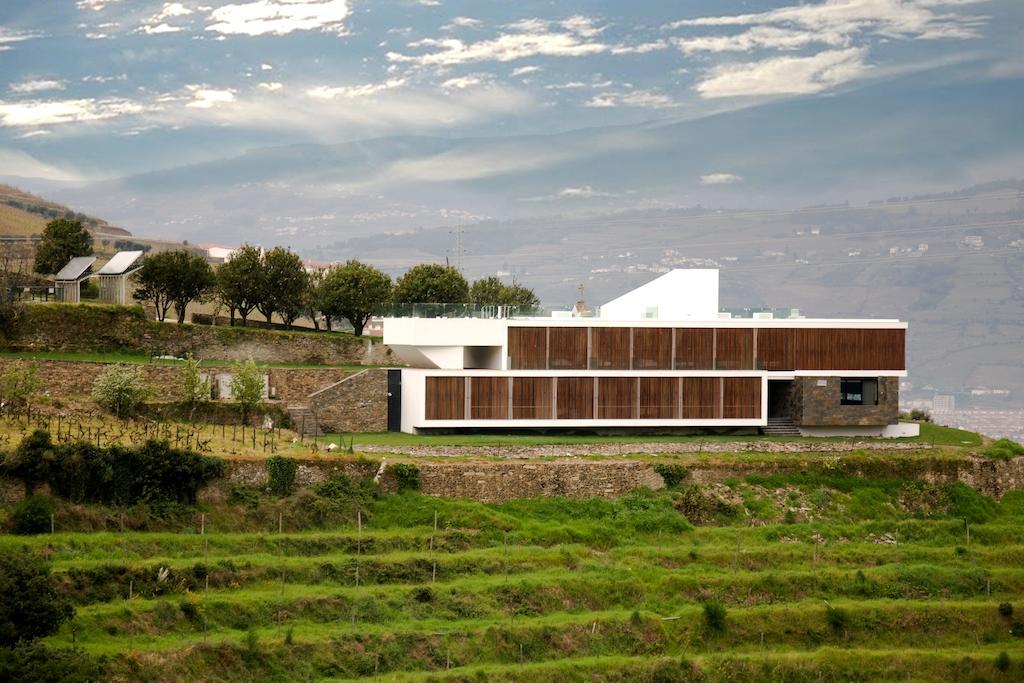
794;376;899;426
9;304;393;366
309;368;388;433
0;358;347;405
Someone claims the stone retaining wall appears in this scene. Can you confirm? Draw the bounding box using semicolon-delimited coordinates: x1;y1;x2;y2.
309;368;389;433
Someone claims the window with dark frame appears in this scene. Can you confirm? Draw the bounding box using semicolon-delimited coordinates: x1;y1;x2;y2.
840;378;879;405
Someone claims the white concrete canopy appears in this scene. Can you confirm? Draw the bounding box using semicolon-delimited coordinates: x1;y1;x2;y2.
600;269;719;320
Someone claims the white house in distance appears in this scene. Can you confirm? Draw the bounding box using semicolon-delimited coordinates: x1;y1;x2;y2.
383;269;916;438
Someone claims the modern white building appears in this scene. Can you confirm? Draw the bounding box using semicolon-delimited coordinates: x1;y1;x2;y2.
383;270;915;437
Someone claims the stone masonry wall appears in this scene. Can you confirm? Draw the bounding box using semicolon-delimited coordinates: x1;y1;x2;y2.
0;359;347;406
309;368;389;433
794;376;899;426
9;304;394;366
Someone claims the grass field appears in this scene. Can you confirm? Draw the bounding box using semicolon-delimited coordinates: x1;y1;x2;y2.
0;350;378;372
7;468;1021;681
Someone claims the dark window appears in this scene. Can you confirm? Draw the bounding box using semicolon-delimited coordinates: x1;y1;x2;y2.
840;378;878;405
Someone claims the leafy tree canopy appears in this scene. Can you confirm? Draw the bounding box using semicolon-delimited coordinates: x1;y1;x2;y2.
215;245;262;326
33;219;92;275
469;276;540;308
255;247;307;326
393;264;468;305
0;552;74;647
133;250;213;323
319;260;391;336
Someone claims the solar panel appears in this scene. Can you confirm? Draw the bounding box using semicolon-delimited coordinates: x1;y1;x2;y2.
54;256;96;280
97;250;145;275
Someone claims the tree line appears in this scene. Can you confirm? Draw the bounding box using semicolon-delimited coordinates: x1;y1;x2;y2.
29;220;540;336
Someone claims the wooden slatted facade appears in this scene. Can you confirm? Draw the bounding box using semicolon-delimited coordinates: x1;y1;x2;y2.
549;327;588;369
424;376;464;420
556;377;594;419
507;326;904;372
639;377;677;419
598;377;636;419
723;377;761;418
590;327;631;369
512;377;553;419
470;377;509;419
681;377;720;419
632;328;672;369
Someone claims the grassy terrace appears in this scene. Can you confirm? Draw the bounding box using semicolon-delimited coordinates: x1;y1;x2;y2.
8;468;1022;681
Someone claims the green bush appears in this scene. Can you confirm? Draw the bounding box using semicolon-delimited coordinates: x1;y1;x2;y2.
309;473;376;527
653;463;689;488
703;600;727;633
390;462;420;492
5;431;225;505
0;553;74;646
826;604;850;633
266;456;298;497
995;651;1010;672
91;364;151;417
982;438;1024;461
0;642;102;682
946;483;997;524
998;602;1014;618
9;494;54;535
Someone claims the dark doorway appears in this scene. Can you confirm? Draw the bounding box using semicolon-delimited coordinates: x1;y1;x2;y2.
767;380;793;419
387;369;402;432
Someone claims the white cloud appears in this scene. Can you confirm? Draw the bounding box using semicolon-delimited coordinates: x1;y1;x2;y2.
558;185;615;198
185;85;237;108
510;65;540;76
560;15;604;38
306;78;406;99
387;21;609;66
9;80;66;94
77;0;125;10
206;0;350;37
0;27;40;51
695;47;870;98
140;23;183;34
157;2;193;20
610;40;668;54
0;148;82;181
586;89;678;108
82;74;128;83
261;63;274;70
446;16;481;28
700;172;743;185
673;26;849;54
0;97;145;126
15;130;51;139
441;75;486;89
258;81;283;91
666;0;988;41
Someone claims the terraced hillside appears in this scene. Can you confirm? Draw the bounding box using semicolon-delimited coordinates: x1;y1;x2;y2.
6;456;1024;682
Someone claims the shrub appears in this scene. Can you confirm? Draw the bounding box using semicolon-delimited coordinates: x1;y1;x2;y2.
0;361;40;413
310;473;376;527
999;602;1014;618
702;600;727;633
653;463;689;488
390;462;421;492
946;483;997;524
982;438;1024;461
995;651;1010;672
0;553;74;646
266;456;298;497
825;604;850;633
180;354;211;415
0;642;102;682
5;432;225;505
92;364;151;417
229;359;265;421
10;494;54;535
909;408;932;422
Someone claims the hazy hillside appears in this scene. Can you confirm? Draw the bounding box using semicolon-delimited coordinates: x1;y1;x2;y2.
0;184;129;237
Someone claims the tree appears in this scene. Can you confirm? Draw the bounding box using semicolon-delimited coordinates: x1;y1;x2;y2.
168;252;215;324
229;358;265;422
305;267;327;331
133;251;214;323
215;245;262;326
0;552;74;646
320;260;392;336
1;361;40;415
133;252;175;321
91;364;151;417
33;219;92;275
180;354;211;420
255;247;307;327
393;264;468;304
2;430;54;496
469;277;540;308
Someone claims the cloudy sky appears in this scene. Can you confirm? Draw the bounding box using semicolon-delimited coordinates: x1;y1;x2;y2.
0;0;1021;182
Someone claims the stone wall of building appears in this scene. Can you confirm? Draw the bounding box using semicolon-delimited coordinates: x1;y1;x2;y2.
793;376;899;426
309;368;389;433
9;304;394;366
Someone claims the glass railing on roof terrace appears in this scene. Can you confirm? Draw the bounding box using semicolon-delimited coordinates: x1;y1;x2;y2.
382;303;549;319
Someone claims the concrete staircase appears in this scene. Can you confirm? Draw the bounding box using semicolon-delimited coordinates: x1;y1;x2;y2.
287;404;322;438
761;417;802;436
